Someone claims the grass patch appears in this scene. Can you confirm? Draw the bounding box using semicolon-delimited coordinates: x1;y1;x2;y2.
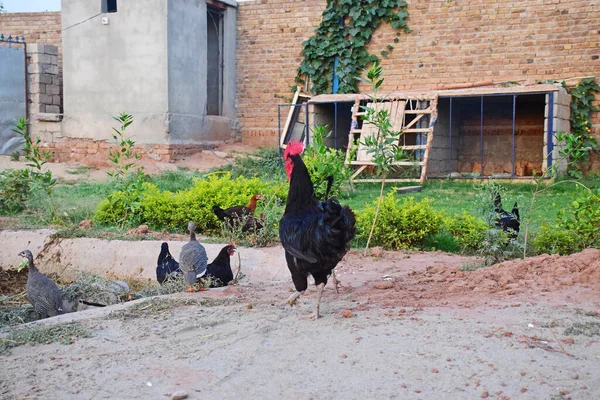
0;322;92;355
564;322;600;337
105;296;231;321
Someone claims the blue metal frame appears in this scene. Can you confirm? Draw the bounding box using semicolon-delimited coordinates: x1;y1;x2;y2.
547;92;554;170
480;96;484;176
0;34;26;43
511;95;516;177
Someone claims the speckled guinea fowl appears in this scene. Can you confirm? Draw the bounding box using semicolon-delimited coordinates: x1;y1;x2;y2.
20;250;64;318
178;221;208;292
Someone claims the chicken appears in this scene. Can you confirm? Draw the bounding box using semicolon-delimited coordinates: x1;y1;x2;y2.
279;140;356;320
241;213;265;233
178;221;208;292
20;250;64;319
156;242;181;284
212;194;264;225
204;243;236;287
493;191;520;239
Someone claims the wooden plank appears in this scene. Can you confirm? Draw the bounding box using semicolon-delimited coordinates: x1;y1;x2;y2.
404;109;434;115
345;98;361;164
280;89;301;149
352;178;421;183
403;128;431;133
419;97;438;182
399;144;428;150
350;161;425;166
402;113;425;131
350;165;367;179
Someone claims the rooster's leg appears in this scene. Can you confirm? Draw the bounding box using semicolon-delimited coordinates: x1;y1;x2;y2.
301;283;325;320
285;291;303;306
185;286;195;293
331;270;341;294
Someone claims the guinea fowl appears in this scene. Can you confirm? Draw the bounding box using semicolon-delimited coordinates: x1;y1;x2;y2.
493;191;520;239
156;242;181;284
279;140;356;320
213;194;263;225
178;222;208;292
204;243;236;287
20;250;64;319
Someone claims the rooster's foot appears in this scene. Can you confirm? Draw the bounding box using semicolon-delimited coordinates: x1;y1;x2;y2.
284;291;302;307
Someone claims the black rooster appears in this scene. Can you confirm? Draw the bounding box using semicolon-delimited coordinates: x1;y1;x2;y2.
493;191;520;239
279;140;356;320
204;243;236;287
156;242;181;284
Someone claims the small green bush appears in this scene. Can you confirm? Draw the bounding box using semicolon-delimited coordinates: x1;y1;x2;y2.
423;231;460;253
95;173;286;232
443;211;488;251
302;125;350;199
533;188;599;255
357;193;443;250
533;224;583;255
0;169;32;214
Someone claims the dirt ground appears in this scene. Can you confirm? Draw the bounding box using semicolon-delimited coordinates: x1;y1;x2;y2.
1;249;599;399
0;142;260;182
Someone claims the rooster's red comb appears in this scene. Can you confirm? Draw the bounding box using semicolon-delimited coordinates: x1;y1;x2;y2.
284;140;304;158
228;242;235;247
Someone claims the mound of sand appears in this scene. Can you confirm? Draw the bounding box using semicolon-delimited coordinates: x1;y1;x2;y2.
360;248;600;307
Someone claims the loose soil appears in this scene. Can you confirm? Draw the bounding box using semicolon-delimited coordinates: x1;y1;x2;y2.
1;249;599;399
0;267;28;298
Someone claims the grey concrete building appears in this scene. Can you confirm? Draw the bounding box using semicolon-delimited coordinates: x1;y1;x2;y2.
61;0;238;146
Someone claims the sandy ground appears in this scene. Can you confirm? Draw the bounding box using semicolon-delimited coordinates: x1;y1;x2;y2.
2;249;600;400
0;142;260;182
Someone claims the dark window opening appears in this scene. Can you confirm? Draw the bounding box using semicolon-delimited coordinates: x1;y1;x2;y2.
207;6;224;116
102;0;117;13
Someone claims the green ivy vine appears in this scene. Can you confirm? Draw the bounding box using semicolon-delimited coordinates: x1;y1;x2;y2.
561;77;600;173
296;0;410;95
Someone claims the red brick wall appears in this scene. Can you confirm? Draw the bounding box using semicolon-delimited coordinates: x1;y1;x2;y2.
236;0;600;149
0;12;62;67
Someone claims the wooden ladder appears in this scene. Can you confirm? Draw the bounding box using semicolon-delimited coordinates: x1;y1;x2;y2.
345;95;438;183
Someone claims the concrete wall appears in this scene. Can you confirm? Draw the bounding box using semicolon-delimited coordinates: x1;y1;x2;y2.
0;44;26;155
167;0;238;144
61;0;170;144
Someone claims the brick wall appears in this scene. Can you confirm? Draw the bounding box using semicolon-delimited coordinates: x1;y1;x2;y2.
0;12;63;111
236;0;600;150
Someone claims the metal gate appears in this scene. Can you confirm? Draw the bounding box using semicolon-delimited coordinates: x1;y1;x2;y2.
0;35;26;155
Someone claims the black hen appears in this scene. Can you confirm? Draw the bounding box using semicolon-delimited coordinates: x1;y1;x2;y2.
279;140;356;320
493;191;520;239
156;242;181;284
205;244;236;287
213;194;263;225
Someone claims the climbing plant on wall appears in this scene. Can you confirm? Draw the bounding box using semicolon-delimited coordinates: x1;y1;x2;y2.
296;0;410;95
560;78;600;175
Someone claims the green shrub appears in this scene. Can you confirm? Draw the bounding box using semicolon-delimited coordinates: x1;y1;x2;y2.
0;169;32;214
423;231;460;253
533;224;583;255
302;125;350;199
533;187;599;255
356;193;443;250
443;211;488;251
141;174;285;232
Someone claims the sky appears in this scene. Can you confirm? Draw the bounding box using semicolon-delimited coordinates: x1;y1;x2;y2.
2;0;61;12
